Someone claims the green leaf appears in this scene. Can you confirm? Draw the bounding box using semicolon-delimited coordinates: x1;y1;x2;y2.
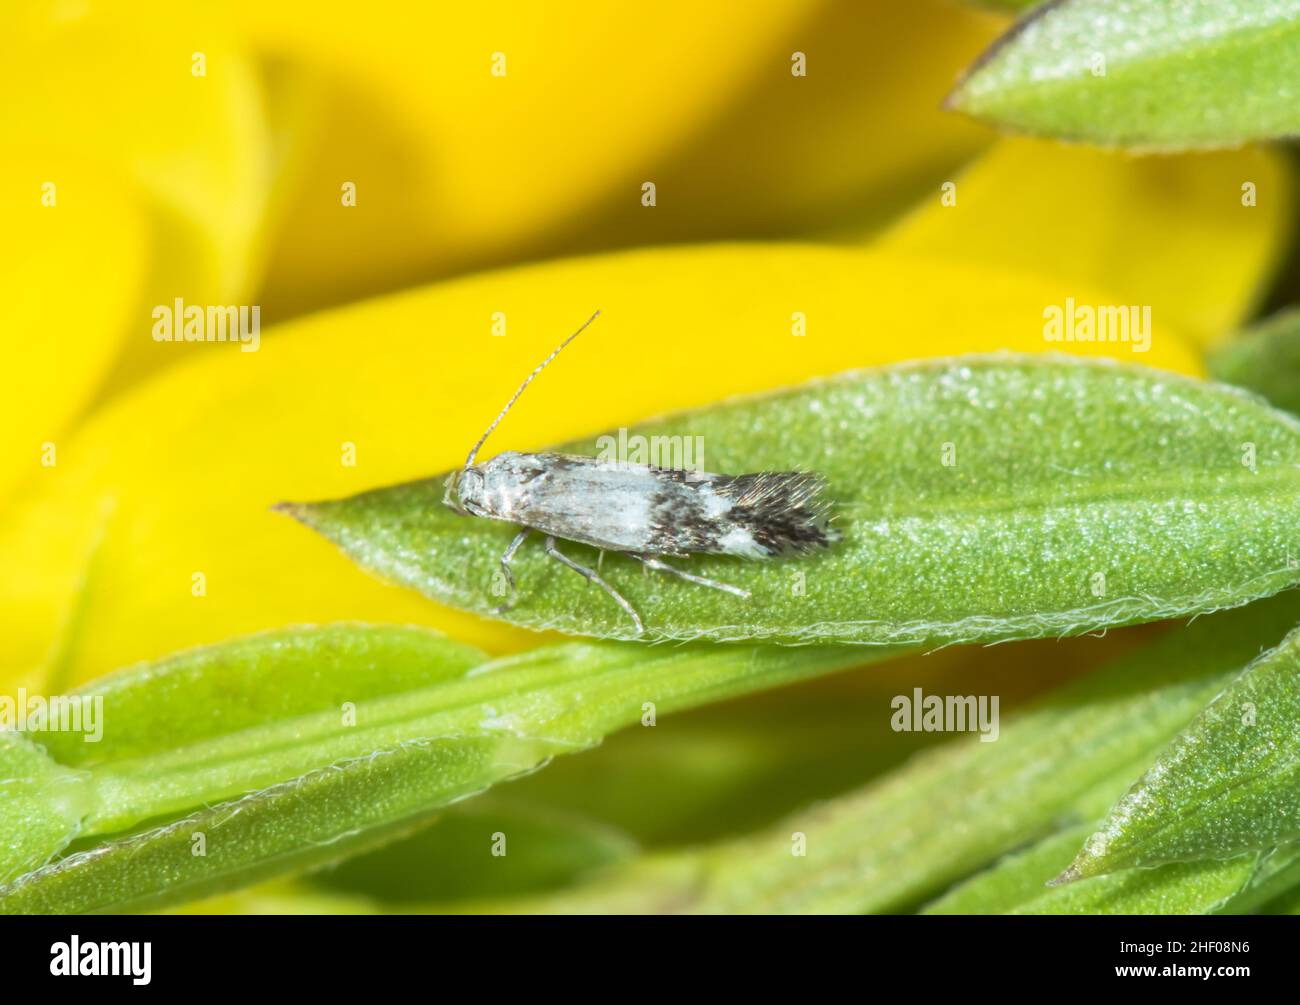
317;797;638;904
925;823;1282;915
37;623;487;769
948;0;1300;149
285;356;1300;644
46;625;487;835
0;733;93;884
1058;617;1300;883
502;655;956;846
1210;308;1300;416
0;627;880;913
1256;850;1300;912
1232;842;1300;912
438;594;1300;913
306;642;998;910
684;602;1290;913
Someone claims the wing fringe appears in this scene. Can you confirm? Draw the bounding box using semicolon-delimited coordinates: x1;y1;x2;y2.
715;471;837;556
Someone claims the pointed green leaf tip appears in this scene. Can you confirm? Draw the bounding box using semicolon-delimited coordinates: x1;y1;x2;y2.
949;0;1300;150
286;355;1300;645
1059;617;1300;882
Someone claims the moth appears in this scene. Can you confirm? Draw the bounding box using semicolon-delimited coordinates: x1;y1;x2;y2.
443;311;837;634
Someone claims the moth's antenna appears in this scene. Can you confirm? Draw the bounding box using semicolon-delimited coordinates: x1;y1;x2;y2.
465;309;601;468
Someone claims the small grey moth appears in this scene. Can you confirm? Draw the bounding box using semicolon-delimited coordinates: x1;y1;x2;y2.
444;311;837;634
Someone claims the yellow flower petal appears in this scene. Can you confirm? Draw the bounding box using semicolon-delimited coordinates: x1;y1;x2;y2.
0;0;272;382
876;138;1293;345
0;243;1202;688
236;1;1003;314
0;159;150;505
550;1;1003;250
236;0;810;309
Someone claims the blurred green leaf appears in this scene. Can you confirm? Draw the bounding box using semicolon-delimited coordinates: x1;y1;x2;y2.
0;627;881;913
925;823;1291;914
683;600;1296;913
1257;859;1300;913
502;667;942;846
306;636;1106;909
1060;617;1300;883
1210;308;1300;415
949;0;1300;149
37;624;486;769
307;638;1093;913
1232;843;1300;912
319;797;638;903
499;633;1123;850
287;357;1300;645
438;594;1300;913
46;626;486;834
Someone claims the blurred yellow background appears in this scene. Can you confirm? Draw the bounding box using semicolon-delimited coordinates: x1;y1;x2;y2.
0;0;1292;694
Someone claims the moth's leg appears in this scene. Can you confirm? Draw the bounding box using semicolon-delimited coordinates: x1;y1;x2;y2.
631;554;751;599
544;536;644;635
492;528;531;614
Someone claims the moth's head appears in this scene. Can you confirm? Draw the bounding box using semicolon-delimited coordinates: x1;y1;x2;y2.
442;465;486;517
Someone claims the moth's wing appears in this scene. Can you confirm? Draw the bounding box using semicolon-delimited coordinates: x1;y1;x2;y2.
636;468;836;558
505;454;837;558
506;454;687;553
702;471;837;557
